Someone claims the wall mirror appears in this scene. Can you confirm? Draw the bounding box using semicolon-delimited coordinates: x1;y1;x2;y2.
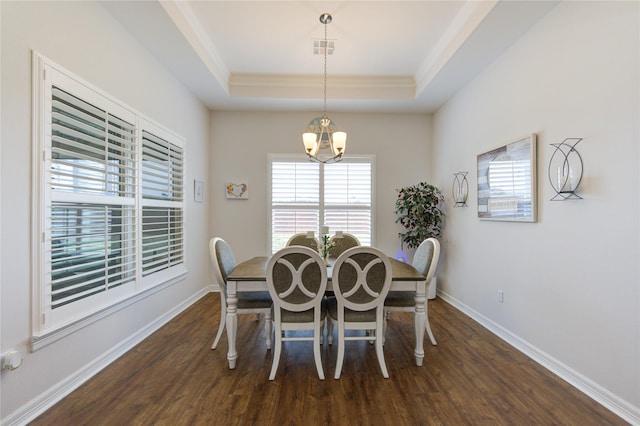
477;134;537;222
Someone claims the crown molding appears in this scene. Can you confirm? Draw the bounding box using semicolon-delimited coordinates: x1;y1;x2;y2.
229;74;415;100
159;0;230;94
415;0;498;95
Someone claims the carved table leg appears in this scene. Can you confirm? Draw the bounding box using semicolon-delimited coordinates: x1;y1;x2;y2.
226;280;238;369
414;281;426;366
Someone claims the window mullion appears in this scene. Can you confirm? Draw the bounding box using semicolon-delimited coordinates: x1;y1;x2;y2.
319;163;325;228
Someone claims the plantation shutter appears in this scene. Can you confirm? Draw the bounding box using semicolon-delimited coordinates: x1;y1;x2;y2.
48;86;137;309
271;160;320;251
141;130;185;276
324;160;372;246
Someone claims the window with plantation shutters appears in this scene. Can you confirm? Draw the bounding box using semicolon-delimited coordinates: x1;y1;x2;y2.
48;84;137;313
33;54;186;342
269;155;374;253
141;129;184;277
324;159;372;246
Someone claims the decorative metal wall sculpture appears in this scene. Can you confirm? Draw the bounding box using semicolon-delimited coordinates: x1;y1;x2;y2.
548;138;583;201
452;172;469;207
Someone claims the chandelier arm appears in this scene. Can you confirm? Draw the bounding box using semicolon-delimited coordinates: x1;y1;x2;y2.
306;152;343;164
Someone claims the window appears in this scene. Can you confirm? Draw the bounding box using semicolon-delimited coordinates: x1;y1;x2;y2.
269;155;374;253
141;129;184;279
33;54;186;340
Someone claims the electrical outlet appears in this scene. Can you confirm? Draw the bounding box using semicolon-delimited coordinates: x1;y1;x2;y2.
497;289;504;303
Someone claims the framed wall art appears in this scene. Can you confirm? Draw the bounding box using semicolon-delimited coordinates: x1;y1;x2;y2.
225;181;249;200
477;134;537;222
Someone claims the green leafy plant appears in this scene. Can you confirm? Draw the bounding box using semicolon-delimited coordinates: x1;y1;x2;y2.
395;182;445;249
320;234;335;259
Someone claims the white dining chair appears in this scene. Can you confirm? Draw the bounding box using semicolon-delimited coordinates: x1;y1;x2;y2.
266;246;328;380
209;237;273;350
383;237;440;346
327;233;360;258
327;246;392;379
286;233;320;252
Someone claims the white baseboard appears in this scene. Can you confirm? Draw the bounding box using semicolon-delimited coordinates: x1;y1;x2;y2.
1;288;210;426
436;289;640;425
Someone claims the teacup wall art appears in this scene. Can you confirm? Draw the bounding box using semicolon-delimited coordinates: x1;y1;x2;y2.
225;181;249;200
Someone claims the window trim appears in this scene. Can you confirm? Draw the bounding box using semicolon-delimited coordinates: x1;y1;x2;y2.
31;52;187;348
267;153;375;254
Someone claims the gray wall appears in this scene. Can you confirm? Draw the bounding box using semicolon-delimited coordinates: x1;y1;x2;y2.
433;0;639;417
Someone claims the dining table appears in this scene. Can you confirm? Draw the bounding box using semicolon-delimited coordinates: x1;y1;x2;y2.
224;255;428;369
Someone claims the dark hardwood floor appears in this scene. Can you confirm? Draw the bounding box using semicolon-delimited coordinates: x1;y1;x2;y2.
31;293;626;425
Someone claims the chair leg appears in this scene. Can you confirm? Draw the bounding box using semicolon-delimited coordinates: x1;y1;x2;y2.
327;318;334;345
264;311;273;350
269;325;282;381
211;297;227;349
375;325;389;378
211;318;225;349
382;309;388;346
314;324;325;380
334;323;345;379
425;301;437;346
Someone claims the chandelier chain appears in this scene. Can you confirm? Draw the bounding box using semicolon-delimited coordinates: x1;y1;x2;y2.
323;19;327;116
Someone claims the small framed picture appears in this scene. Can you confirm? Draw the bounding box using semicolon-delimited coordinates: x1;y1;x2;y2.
225;181;249;200
194;180;204;202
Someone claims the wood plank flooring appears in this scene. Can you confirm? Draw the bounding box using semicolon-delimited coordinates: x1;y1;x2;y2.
30;293;626;425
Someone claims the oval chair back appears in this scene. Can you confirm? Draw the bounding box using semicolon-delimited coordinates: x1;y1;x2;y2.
332;246;391;312
328;233;360;258
210;237;235;299
286;233;320;251
412;237;440;286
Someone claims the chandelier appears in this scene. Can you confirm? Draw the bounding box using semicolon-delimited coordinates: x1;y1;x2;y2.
302;13;347;164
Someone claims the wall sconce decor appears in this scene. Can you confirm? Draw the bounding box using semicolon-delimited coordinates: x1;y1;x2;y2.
548;138;583;200
452;172;469;207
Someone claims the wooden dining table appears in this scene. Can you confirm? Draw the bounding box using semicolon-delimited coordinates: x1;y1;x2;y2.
224;255;428;369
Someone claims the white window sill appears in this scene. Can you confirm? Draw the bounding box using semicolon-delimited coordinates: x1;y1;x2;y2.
31;269;187;352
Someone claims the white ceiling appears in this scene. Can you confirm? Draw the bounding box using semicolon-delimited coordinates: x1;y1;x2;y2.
102;1;558;113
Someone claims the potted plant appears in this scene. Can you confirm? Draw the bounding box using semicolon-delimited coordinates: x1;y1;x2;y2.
395;182;444;299
394;182;444;249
